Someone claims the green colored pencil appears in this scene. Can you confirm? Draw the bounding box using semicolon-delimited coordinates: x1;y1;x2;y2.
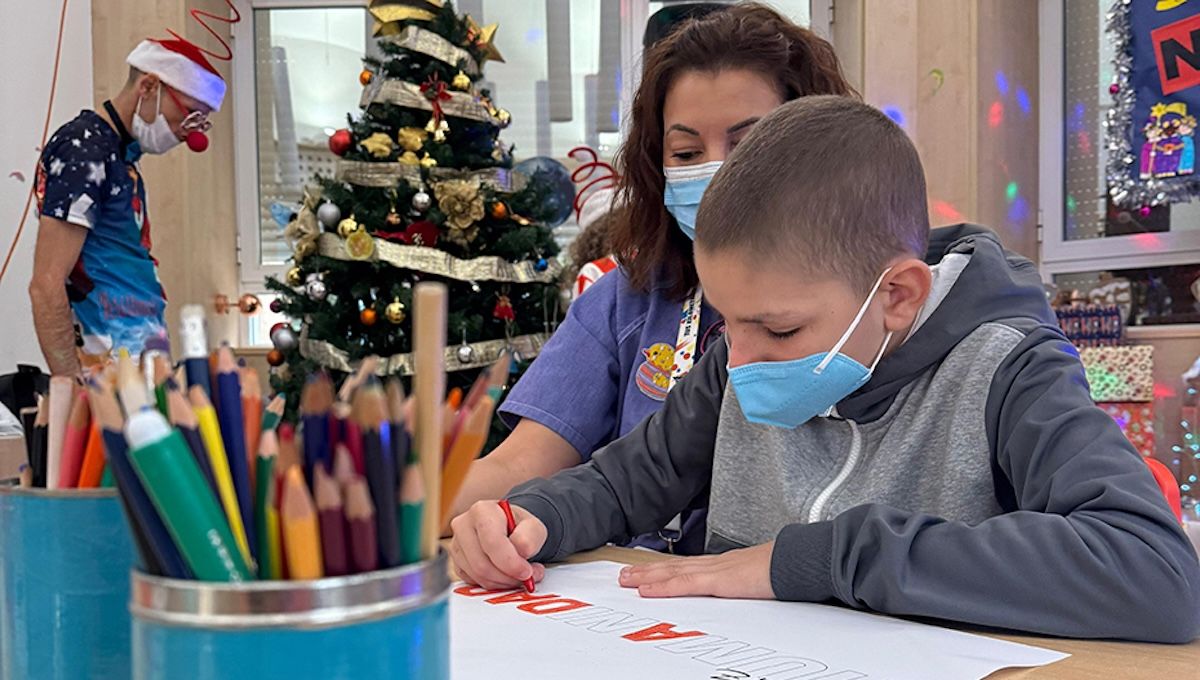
125;409;253;582
398;460;424;565
254;431;277;579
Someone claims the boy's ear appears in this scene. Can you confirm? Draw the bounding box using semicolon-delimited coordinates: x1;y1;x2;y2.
881;258;932;334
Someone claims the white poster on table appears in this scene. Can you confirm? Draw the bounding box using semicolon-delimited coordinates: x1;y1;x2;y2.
451;561;1067;680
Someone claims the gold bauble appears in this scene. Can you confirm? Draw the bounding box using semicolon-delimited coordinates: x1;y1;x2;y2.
385;299;406;324
337;216;360;238
386;210;402;226
399;151;420;166
419;153;438;168
451;70;471;91
286;267;303;287
359;69;372;86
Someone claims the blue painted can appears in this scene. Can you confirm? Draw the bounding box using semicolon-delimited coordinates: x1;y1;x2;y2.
131;551;450;680
0;488;136;680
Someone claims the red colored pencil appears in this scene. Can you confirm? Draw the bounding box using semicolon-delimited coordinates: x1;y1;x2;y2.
498;499;535;593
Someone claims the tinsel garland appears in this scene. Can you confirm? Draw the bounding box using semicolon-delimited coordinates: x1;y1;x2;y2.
334;161;526;193
379;25;480;75
316;233;563;283
1103;0;1200;207
360;78;498;125
300;329;549;376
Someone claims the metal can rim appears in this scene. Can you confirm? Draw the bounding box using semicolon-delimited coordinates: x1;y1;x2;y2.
130;550;450;630
0;487;119;499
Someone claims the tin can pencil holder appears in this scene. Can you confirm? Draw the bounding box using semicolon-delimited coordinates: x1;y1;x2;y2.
130;550;450;680
0;487;136;680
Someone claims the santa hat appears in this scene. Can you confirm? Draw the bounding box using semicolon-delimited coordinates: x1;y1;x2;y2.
126;38;226;111
570;146;622;231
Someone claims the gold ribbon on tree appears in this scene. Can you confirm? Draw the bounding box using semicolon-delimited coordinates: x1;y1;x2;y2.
335;161;527;193
359;79;499;125
379;25;480;76
316;233;563;283
300;330;549;376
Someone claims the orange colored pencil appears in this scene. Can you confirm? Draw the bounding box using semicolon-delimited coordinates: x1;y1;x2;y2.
56;390;91;489
76;420;106;488
439;395;495;525
241;367;263;489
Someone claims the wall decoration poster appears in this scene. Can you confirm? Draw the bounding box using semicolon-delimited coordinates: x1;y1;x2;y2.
1107;0;1200;207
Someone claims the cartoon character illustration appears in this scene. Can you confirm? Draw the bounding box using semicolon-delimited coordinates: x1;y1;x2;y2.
1140;102;1197;179
635;342;675;400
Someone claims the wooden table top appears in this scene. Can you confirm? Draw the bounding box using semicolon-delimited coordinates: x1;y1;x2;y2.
555;546;1200;680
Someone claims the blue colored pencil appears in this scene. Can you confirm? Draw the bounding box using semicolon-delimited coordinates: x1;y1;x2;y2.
216;346;256;564
89;380;191;579
300;373;334;485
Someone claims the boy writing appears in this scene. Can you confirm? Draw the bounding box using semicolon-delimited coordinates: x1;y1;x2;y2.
449;96;1200;643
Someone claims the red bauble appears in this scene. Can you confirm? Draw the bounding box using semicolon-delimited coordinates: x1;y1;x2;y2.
269;321;289;340
329;129;352;156
266;349;285;367
186;130;209;153
360;308;378;326
269;298;284;313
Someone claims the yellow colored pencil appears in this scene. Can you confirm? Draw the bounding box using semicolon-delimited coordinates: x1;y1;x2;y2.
190;385;253;566
281;465;323;580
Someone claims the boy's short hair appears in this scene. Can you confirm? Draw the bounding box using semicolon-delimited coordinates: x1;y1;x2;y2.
695;95;930;294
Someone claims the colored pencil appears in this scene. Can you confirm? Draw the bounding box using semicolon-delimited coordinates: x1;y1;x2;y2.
332;444;357;488
116;348;150;415
44;375;74;489
447;369;490;458
55;389;91;488
190;385;253;567
313;466;349;577
413;282;447;559
166;379;217;496
441;387;463;456
398;458;424;565
89;379;191;579
498;500;535;593
127;408;250;582
215;346;256;563
77;417;106;488
355;383;400;567
261;394;286;432
152;354;172;417
300;373;334;484
254;430;278;580
30;395;48;488
440;394;495;526
281;465;323;580
275;423;300;580
345;477;378;573
385;379;411;469
486;351;512;401
241;366;263;490
179;304;213;398
18;464;32;488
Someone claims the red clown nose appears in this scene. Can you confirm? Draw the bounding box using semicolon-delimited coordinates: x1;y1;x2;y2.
186;130;209;152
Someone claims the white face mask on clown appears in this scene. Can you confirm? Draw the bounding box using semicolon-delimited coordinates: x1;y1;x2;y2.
131;87;183;155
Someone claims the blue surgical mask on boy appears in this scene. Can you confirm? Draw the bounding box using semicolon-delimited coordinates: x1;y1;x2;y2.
728;269;894;429
663;161;722;240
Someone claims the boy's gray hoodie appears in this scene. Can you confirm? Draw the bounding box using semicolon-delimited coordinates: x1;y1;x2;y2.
509;225;1200;643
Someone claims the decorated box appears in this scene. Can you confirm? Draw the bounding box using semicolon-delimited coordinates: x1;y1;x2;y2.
1100;402;1156;458
1079;345;1154;403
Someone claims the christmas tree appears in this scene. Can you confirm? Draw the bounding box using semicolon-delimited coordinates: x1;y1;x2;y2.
265;0;571;440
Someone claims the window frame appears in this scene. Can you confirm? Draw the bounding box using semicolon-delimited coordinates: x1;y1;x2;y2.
231;0;821;345
1038;0;1200;280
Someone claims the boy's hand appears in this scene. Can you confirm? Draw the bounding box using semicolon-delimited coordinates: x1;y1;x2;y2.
449;500;548;590
618;542;776;599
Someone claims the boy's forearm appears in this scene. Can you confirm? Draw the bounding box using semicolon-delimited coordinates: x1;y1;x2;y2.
510;343;730;562
29;284;80;376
